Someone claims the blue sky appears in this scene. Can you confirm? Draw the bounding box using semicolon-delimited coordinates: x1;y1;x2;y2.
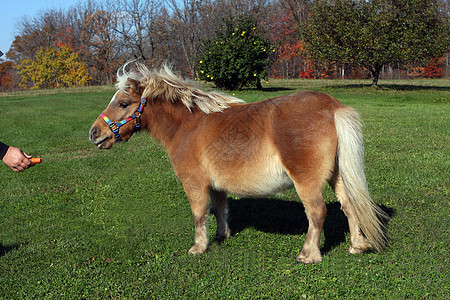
0;0;81;57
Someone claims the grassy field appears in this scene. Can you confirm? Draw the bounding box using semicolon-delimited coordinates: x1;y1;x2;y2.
0;79;448;298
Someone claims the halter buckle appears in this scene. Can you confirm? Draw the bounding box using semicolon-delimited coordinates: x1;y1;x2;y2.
109;123;119;132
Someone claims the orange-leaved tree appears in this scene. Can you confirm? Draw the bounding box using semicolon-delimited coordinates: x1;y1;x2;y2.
0;60;16;91
16;45;91;89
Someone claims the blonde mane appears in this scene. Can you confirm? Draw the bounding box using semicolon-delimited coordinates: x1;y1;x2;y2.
115;62;244;114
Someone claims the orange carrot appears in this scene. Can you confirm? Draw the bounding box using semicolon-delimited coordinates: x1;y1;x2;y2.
31;157;42;164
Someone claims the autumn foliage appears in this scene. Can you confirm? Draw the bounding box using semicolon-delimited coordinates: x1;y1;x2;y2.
16;44;91;89
1;0;448;91
0;61;16;91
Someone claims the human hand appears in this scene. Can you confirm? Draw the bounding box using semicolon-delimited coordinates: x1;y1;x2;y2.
2;146;34;172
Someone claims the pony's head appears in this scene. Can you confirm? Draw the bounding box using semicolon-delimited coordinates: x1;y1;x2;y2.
89;62;148;149
89;61;243;149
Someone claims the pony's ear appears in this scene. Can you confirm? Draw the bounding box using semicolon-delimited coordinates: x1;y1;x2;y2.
127;78;145;95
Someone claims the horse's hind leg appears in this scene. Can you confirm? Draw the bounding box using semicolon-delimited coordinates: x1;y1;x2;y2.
210;189;231;241
294;182;327;264
329;173;371;253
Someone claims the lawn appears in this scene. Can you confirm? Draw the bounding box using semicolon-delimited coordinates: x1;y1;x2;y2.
0;79;448;298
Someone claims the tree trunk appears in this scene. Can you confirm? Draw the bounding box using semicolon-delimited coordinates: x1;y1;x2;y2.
256;79;262;90
370;64;382;87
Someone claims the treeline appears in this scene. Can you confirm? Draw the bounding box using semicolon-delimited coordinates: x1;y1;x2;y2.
0;0;448;91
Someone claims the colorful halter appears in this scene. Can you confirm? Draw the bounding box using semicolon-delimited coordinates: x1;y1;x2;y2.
100;97;147;142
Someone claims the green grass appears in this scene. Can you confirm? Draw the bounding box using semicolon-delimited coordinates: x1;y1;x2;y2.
0;79;448;298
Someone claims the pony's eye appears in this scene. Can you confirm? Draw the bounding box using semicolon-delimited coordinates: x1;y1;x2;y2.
119;103;129;108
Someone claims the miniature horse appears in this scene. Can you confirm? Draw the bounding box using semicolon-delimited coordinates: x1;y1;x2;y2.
89;62;388;263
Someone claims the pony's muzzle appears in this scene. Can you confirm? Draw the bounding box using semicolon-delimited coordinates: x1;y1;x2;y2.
89;126;99;141
89;125;111;149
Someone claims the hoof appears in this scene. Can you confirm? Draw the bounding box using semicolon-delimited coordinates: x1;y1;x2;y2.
188;243;208;255
347;246;365;254
215;230;231;242
296;252;323;264
347;240;372;254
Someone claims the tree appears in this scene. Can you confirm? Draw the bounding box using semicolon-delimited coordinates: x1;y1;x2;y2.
0;60;18;91
165;0;208;77
113;0;163;61
279;0;313;24
7;9;70;63
302;0;449;86
266;4;312;78
197;16;273;90
166;0;273;78
77;8;121;84
16;45;91;89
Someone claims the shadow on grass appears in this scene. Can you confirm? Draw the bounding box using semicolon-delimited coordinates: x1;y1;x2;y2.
0;244;20;257
328;83;450;92
261;87;295;92
379;84;449;91
228;197;395;254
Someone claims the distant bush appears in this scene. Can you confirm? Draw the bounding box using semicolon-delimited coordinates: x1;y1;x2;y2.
196;16;273;90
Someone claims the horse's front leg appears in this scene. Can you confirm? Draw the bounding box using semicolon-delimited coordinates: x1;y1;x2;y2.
181;176;210;254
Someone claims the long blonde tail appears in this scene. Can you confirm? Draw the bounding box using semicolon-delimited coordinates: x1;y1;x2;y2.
334;107;389;251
